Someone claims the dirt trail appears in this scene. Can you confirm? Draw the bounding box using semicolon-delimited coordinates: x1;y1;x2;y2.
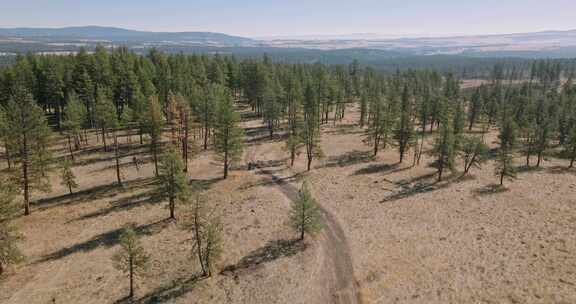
258;167;361;304
244;114;361;304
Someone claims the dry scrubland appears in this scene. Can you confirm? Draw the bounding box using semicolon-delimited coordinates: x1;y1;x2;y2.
1;106;576;304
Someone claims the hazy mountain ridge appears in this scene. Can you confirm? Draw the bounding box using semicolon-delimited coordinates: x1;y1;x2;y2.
0;26;255;45
1;26;576;58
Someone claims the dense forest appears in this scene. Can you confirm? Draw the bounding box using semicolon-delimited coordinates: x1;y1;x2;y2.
1;46;576;289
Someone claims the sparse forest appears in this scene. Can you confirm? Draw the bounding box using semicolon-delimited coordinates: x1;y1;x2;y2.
1;47;575;303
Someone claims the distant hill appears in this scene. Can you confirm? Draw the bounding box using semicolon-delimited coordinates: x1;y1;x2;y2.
1;26;576;60
0;26;255;45
264;29;576;58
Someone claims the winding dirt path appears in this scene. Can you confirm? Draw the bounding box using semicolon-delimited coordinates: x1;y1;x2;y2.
258;168;361;304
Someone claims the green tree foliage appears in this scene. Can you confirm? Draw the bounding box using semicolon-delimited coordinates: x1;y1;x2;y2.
213;90;244;179
285;75;304;167
196;84;218;150
302;84;323;171
460;136;490;175
4;85;52;215
365;84;394;156
0;107;13;169
112;227;150;299
143;96;164;176
95;88;119;152
181;193;223;277
157;149;188;219
496;117;518;186
394;85;416;163
0;180;23;276
60;159;78;194
289;181;323;241
62;93;87;156
432;112;456;181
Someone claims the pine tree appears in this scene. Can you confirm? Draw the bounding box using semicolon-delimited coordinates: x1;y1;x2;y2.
181;194;223;277
533;98;556;167
302;84;323;171
213;91;244;179
285;75;304;167
120;105;135;145
94;89;119;152
394;85;416;163
5;85;52;215
289;181;323;241
62;93;87;154
262;79;282;138
0;180;23;276
496;117;517;186
60;159;78;194
197;85;218;150
112;227;150;299
468;87;484;131
157;149;188;219
365;89;394;156
143;96;164;176
432;111;456;181
564;109;576;168
0;107;13;169
460;135;489;175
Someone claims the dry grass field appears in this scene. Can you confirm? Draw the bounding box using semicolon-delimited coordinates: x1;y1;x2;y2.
1;106;575;304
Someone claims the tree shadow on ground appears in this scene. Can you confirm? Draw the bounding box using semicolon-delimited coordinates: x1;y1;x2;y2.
472;183;510;197
322;150;374;169
244;132;289;147
244;172;302;192
69;186;163;223
221;239;306;276
516;165;544;175
324;124;364;136
33;177;157;212
189;176;223;191
90;154;155;174
35;218;172;264
115;275;204;304
546;165;576;175
352;163;411;176
380;171;466;202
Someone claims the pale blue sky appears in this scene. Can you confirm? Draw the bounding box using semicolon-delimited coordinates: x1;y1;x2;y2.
1;0;575;37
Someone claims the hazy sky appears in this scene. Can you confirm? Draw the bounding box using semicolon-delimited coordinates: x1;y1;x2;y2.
1;0;575;37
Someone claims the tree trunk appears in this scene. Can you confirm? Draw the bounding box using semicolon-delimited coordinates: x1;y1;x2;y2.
438;162;444;181
5;142;11;169
194;202;207;276
114;132;122;186
67;135;75;161
307;154;312;171
183;116;189;173
300;205;305;241
152;140;159;177
102;127;108;152
129;257;134;298
223;149;229;179
417;132;425;165
570;146;576;168
22;133;30;216
169;196;175;219
203;122;209;150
